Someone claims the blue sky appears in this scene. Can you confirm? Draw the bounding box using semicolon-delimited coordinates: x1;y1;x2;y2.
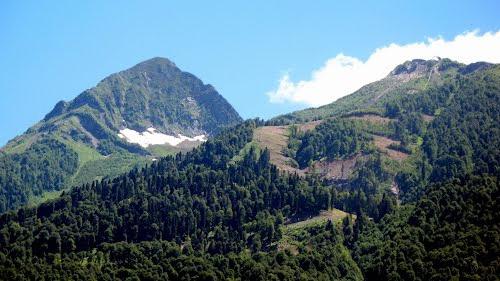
1;1;499;145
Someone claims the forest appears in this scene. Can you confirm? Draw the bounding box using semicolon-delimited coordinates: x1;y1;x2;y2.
0;64;498;280
0;121;363;280
0;139;79;212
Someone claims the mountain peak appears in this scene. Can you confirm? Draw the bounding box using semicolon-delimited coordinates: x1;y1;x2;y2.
389;58;494;78
23;56;242;155
126;57;179;75
389;59;439;76
135;57;177;67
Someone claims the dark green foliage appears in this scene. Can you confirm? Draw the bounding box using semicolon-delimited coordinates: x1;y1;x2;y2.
336;153;395;220
394;66;500;201
352;175;500;281
390;111;425;144
0;121;361;280
284;120;392;221
275;61;500;281
425;72;500;180
0;139;78;212
271;59;492;124
348;65;500;281
292;119;372;168
0;224;362;281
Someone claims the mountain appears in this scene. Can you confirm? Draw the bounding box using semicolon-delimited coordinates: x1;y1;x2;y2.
41;57;241;138
0;57;242;212
259;58;500;280
271;58;493;123
261;59;497;185
263;59;499;198
0;58;498;280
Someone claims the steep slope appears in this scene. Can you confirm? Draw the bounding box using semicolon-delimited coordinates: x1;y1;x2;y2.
265;58;497;178
271;59;493;123
0;57;242;212
6;57;242;153
43;57;240;136
260;59;500;279
257;59;499;216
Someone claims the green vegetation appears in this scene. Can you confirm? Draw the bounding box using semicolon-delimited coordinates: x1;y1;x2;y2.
0;121;364;280
393;65;500;202
0;138;78;213
0;57;243;212
147;144;183;157
27;190;64;207
69;152;149;187
0;59;498;280
0;224;363;280
231;140;260;163
43;57;242;137
288;119;372;168
278;60;500;280
347;63;500;280
352;175;499;281
61;138;104;165
284;209;353;230
269;59;477;124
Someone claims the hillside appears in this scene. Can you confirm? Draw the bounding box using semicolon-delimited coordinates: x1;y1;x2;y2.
0;121;364;280
271;59;493;123
264;59;498;197
0;58;498;280
259;59;500;279
0;58;242;212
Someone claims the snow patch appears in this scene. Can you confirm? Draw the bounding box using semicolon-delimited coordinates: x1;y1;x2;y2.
118;127;207;147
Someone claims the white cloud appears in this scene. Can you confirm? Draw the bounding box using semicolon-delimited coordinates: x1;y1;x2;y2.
266;30;500;107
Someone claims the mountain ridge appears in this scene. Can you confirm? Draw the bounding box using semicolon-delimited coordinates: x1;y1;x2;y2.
271;58;495;124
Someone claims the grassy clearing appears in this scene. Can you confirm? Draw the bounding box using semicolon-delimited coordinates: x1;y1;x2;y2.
277;209;354;255
372;135;409;161
253;126;305;175
27;140;149;206
70;152;148;187
231;141;260;163
285;209;354;230
27;190;64;207
62;140;104;165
